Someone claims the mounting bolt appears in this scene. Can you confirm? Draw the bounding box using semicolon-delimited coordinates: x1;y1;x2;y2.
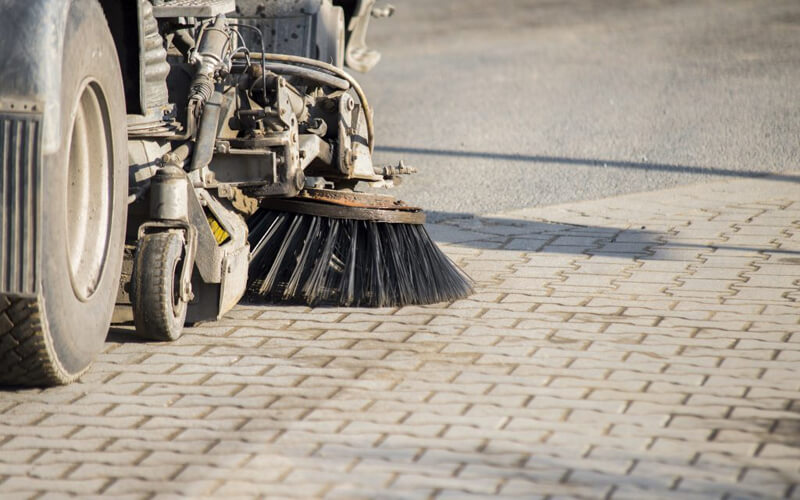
182;282;194;302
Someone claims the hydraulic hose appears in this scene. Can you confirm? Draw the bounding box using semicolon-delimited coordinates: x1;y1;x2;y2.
235;53;375;153
261;63;350;91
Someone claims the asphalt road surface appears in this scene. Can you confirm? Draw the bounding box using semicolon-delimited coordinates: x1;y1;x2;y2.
357;0;800;220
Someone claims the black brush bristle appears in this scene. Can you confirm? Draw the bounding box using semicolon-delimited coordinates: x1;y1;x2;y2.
246;208;473;307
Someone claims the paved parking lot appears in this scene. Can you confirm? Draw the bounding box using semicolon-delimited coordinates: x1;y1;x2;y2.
1;173;799;499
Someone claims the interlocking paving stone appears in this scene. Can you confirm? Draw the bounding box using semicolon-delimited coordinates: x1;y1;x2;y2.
2;174;800;498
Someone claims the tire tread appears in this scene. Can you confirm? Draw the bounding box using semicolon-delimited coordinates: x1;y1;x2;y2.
131;232;186;341
0;294;67;386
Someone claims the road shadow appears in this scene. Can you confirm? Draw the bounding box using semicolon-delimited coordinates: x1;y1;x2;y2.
426;211;666;257
103;211;800;345
426;211;800;259
106;324;149;344
377;146;800;183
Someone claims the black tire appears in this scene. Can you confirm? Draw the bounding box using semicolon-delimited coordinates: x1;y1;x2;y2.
131;232;189;341
0;0;127;386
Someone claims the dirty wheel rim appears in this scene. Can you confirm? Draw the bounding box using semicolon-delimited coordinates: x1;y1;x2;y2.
171;249;185;318
65;80;113;301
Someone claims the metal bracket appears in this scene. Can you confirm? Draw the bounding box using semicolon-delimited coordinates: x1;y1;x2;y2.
151;0;236;19
136;222;198;303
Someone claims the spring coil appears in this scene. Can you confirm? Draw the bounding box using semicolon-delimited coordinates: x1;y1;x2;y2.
188;74;214;106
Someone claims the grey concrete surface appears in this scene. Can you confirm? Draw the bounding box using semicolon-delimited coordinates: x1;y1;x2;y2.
2;173;800;499
359;0;800;218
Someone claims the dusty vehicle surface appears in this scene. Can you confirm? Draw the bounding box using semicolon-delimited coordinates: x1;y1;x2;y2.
0;0;469;386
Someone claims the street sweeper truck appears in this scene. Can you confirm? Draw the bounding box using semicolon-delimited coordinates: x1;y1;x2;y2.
0;0;472;386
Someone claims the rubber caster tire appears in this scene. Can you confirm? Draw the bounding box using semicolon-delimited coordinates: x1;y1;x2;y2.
131;232;189;341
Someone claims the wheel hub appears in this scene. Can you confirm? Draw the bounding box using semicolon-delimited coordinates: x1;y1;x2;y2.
65;80;113;300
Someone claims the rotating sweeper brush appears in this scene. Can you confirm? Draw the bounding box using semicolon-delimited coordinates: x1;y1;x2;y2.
247;190;473;307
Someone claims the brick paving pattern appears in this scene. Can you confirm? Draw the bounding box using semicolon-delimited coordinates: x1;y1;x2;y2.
2;174;800;499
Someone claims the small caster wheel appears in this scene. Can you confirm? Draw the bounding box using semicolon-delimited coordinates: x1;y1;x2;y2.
131;231;189;341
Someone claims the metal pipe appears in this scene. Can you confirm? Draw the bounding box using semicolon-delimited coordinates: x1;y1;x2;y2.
162;142;194;168
190;91;224;172
162;101;197;141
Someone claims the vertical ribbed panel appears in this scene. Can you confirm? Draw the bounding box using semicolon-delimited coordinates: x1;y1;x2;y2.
140;0;170;111
0;113;41;295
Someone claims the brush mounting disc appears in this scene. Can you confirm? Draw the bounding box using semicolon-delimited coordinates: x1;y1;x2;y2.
259;190;425;224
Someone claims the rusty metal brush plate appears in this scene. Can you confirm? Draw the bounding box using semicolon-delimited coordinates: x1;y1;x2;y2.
259;189;425;224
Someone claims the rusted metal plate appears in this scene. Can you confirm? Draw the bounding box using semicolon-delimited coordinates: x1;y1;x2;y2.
297;188;420;211
259;198;425;224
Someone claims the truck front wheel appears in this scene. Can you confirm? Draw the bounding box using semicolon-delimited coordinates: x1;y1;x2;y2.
0;0;127;386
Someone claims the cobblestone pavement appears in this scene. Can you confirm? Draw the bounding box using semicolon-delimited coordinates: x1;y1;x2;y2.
2;174;800;499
